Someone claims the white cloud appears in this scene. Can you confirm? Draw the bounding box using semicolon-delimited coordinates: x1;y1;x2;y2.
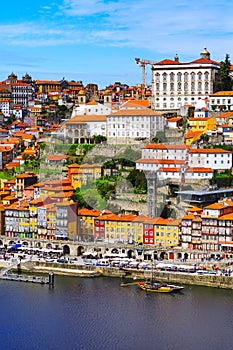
1;0;233;61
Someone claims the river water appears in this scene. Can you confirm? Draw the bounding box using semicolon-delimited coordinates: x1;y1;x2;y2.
1;275;233;350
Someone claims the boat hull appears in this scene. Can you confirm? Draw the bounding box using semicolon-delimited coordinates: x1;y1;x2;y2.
137;281;184;293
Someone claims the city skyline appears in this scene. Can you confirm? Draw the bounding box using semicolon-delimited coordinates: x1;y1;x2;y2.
1;0;233;88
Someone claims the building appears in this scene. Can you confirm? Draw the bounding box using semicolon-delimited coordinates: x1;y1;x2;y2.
209;91;233;111
71;100;112;116
151;48;220;111
63;115;107;143
67;163;102;189
107;107;164;144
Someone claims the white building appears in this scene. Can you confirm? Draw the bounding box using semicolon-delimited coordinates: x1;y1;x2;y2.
136;143;232;183
188;148;232;170
151;48;220;111
71;100;112;117
107;107;164;144
209;91;233;111
63;115;107;143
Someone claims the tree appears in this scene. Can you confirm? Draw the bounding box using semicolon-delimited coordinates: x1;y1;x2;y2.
214;54;232;92
127;169;147;191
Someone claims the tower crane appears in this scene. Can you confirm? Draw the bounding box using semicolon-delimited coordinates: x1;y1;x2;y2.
135;57;156;99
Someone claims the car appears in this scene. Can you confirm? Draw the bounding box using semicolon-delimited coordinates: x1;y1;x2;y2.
45;257;54;263
57;257;68;263
84;259;96;266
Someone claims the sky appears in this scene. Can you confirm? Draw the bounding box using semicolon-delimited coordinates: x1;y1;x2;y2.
1;0;233;89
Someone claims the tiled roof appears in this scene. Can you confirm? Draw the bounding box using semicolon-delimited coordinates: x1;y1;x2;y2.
66;115;107;123
110;108;163;116
136;158;185;165
46;155;70;161
144;144;188;150
189;148;231;154
186;167;213;173
155;59;180;65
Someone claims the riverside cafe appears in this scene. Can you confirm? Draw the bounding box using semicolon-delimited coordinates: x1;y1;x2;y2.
6;244;63;257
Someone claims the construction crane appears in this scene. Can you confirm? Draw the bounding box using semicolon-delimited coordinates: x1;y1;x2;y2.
135;58;156;99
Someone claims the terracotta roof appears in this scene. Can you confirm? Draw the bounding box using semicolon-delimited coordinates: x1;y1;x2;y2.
185;130;203;139
110;108;163;116
186;167;213;173
136;158;185;165
78;208;102;217
189;148;231;154
204;202;230;210
66;115;106;123
46;155;70;161
144;144;188;150
190;57;219;65
167;117;183;122
155;59;180;65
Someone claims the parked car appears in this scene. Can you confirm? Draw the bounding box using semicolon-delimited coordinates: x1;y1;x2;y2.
57;257;68;263
45;257;54;263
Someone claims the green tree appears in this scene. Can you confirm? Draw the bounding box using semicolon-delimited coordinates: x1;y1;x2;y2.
214;54;232;92
127;169;147;191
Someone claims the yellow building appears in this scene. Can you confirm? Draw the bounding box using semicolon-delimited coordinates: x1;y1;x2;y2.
68;163;102;189
94;213;143;243
35;80;60;94
154;218;180;248
78;208;102;242
185;130;203;146
185;116;215;146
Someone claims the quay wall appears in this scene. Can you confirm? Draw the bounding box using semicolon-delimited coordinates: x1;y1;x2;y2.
13;261;233;290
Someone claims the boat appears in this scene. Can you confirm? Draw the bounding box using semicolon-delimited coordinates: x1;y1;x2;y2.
137;281;185;293
136;264;185;293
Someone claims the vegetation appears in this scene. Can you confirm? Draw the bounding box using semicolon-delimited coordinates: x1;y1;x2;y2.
214;54;233;92
151;131;167;143
126;169;147;192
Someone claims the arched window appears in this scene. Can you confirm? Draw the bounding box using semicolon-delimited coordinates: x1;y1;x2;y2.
177;72;182;82
163;73;167;81
184;73;188;82
170;73;175;82
204;71;209;80
163;83;167;91
170;83;174;91
198;72;202;80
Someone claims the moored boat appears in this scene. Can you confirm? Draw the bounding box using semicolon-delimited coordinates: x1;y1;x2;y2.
137;281;184;293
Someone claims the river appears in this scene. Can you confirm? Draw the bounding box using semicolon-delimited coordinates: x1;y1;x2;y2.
1;276;233;350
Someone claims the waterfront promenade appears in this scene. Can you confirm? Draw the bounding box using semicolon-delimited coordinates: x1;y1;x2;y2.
1;251;233;290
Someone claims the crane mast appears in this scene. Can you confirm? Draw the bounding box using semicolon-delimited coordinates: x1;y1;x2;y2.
135;57;156;99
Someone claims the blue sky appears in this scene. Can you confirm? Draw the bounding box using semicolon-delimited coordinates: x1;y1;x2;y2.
1;0;233;88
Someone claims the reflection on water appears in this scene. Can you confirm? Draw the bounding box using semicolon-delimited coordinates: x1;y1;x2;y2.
0;276;233;350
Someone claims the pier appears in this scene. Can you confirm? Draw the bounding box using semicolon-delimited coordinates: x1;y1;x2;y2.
0;273;49;284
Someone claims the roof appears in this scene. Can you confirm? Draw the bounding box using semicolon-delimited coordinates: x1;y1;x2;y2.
46;155;70;161
136;158;185;165
189;148;231;154
155;59;180;65
66;115;107;123
110;108;163;116
143;144;188;150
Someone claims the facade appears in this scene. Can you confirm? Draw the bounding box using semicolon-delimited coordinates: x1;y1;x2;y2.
151;48;219;111
71;101;112;117
209;91;233;111
68;163;102;189
107;107;164;144
64;115;107;143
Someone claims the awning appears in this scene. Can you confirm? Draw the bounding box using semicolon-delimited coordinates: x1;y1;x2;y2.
11;244;22;249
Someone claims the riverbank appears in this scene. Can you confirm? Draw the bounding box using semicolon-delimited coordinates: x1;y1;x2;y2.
2;259;233;290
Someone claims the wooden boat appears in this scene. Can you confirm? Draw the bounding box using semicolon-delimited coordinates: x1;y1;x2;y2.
136;264;185;293
137;281;184;293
